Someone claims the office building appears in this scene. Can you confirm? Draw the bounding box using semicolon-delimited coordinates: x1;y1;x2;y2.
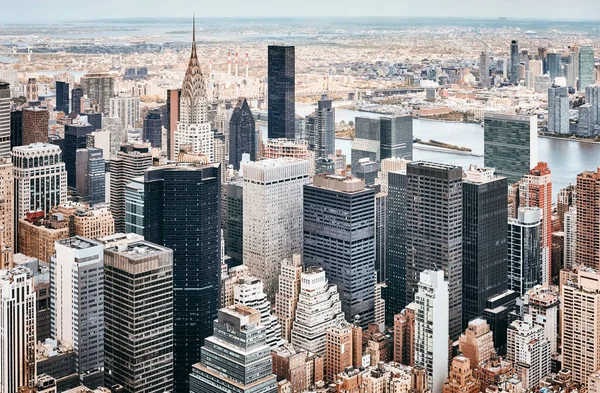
393;304;415;366
557;184;576;231
313;95;335;160
189;305;277;393
564;206;577;269
406;161;463;338
104;241;174;393
0;266;36;393
578;46;595;91
271;344;324;393
414;270;449;393
0;82;10;158
315;157;335;174
13;255;50;342
510;40;520;84
351;117;412;170
166;88;181;160
586;85;600;129
576;168;600;269
53;202;115;240
109;142;153;232
55;81;69;114
480;51;490;87
71;87;83;115
508;207;542;295
442;356;480;393
243;158;309;300
325;323;353;381
304;173;376;326
75;148;105;205
109;95;140;131
17;212;69;262
561;267;600;384
548;86;569;134
80;72;114;114
506;316;551;389
25;78;37;102
547;53;562;81
275;254;303;342
12;143;67;219
522;285;559;354
482;290;519;355
458;318;495;367
0;159;12;268
51;237;104;389
224;178;244;265
374;190;387;283
484;113;538;183
291;267;345;356
229;98;256;170
143;109;162;148
83;111;102;132
462;166;508;327
519;163;552;284
22;106;49;145
268;45;295;139
354;158;380;185
175;25;214;160
10;109;22;150
64;123;94;189
35;340;79;392
234;277;283;349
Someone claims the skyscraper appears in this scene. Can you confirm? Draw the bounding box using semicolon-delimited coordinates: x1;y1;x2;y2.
0;266;36;393
104;241;174;393
442;356;480;393
510;40;520;84
51;237;104;389
10;109;22;150
564;206;577;269
268;45;295;139
313;95;335;160
109;95;140;130
71;87;83;115
508;207;542;295
243;158;309;300
519;163;552;284
547;53;562;81
578;46;595;91
224;178;244;265
406;161;463;339
143;109;162;148
75;148;105;205
22;106;49;145
175;22;213;160
393;304;415;366
506;317;551;389
458;318;495;367
80;72;114;114
0;82;10;158
64;123;94;189
189;305;277;393
483;113;538;184
12;143;67;219
275;254;303;342
229;98;256;170
290;267;345;356
0;159;13;269
325;323;353;381
55;81;69;114
480;51;490;87
414;270;449;393
548;86;569;134
109;142;153;232
304;173;376;326
166;88;181;160
576;168;600;269
462;166;508;327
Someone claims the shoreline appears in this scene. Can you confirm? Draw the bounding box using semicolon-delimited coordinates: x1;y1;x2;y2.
539;134;600;144
414;143;483;157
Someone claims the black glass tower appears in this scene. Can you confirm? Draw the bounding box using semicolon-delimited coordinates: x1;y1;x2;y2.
143;109;162;148
84;112;102;131
229;98;256;170
55;81;69;114
71;88;83;115
10;110;23;149
64;123;93;189
462;169;508;328
268;45;295;139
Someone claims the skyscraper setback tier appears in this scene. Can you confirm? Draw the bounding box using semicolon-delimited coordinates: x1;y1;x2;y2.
268;45;296;139
406;161;463;339
303;173;376;327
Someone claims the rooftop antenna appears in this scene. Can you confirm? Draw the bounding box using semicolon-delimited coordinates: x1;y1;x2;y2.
193;14;196;43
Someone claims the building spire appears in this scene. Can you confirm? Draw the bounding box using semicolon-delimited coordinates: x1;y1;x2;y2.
193;14;196;43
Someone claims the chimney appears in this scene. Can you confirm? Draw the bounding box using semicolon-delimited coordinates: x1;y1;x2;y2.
227;52;231;75
245;53;249;79
235;52;239;79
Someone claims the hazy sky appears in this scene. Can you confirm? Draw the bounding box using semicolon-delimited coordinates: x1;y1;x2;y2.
1;0;599;22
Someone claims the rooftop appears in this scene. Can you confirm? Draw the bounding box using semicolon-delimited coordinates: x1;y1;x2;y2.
0;266;32;282
107;241;169;258
57;236;100;250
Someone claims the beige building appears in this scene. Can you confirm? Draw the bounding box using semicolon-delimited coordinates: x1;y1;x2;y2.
220;264;249;308
442;356;480;393
0;159;13;268
589;370;600;393
326;323;353;381
394;304;416;366
275;254;303;342
18;212;69;263
271;343;323;393
52;202;115;239
458;318;495;367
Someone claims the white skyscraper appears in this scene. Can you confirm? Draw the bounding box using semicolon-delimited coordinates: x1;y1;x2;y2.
291;267;344;356
564;207;577;269
242;158;309;300
234;277;283;349
175;20;214;160
109;95;141;130
50;237;104;388
414;270;449;393
548;86;570;134
506;316;551;389
0;267;36;393
12;143;67;219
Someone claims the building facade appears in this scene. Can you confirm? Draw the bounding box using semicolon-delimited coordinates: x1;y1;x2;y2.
576;168;600;269
268;45;296;140
508;207;542;295
229;98;256;170
22;106;49;145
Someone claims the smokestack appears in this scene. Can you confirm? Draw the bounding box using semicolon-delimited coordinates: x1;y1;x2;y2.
235;52;239;79
245;53;249;79
209;59;212;72
227;52;231;75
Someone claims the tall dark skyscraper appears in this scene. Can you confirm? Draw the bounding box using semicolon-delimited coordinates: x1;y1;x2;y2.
268;45;295;139
313;95;335;160
55;81;70;114
547;53;562;81
303;173;376;327
64;123;94;189
143;109;162;148
462;166;508;328
75;147;105;205
10;109;22;149
229;98;256;170
84;111;102;131
71;87;83;115
510;40;520;84
224;178;244;266
386;170;408;324
406;161;463;339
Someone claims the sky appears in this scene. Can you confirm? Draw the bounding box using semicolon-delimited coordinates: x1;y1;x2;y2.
1;0;599;22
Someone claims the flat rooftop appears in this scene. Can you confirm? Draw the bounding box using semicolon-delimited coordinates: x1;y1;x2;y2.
107;241;169;258
57;236;100;250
